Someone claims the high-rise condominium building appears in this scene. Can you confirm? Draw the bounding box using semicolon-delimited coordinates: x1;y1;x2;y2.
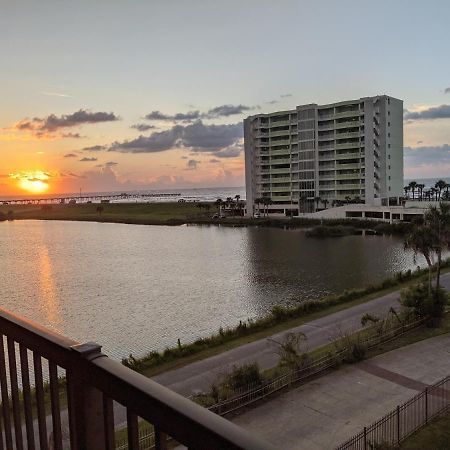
244;95;403;216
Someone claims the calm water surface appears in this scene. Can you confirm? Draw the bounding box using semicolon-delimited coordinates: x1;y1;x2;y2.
0;220;426;359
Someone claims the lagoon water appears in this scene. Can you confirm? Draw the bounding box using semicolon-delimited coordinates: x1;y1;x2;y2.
0;220;427;359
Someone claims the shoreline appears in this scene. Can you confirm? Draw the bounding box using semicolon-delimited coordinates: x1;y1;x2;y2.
0;202;411;233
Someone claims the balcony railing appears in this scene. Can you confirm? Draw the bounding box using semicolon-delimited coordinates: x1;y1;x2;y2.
0;307;275;450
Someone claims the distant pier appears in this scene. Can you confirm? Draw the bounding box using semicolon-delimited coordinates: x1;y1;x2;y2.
1;192;181;205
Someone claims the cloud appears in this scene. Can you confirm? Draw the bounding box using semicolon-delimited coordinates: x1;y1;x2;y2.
265;100;278;105
417;140;423;144
445;88;450;94
281;93;293;98
12;109;119;138
405;144;450;165
186;159;200;170
131;123;157;132
110;120;243;156
209;158;220;163
82;145;107;152
105;161;118;167
144;110;201;122
181;156;188;159
41;91;73;98
213;142;244;158
61;132;84;139
79;157;98;162
404;105;450;121
64;153;77;158
404;144;450;178
142;104;257;123
206;104;253;118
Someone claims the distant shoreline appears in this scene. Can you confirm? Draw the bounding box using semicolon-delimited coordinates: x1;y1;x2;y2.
0;202;411;236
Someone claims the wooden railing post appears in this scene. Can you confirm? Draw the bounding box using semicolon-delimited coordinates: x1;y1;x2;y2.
67;342;107;450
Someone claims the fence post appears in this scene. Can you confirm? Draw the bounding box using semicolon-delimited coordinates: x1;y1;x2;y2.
67;342;108;450
397;405;401;445
363;426;367;450
425;387;428;424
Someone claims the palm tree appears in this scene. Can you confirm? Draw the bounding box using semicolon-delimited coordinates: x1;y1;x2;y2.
254;197;263;216
404;224;436;294
417;184;425;201
300;195;308;213
425;203;450;288
435;180;447;201
430;187;438;202
344;196;351;204
96;206;104;216
404;186;410;198
314;196;321;211
215;198;223;213
262;197;272;217
322;198;329;210
408;181;418;200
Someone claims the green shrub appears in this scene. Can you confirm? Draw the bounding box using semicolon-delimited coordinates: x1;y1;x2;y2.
221;363;262;392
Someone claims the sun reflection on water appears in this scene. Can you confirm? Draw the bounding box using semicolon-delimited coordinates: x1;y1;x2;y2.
38;246;62;331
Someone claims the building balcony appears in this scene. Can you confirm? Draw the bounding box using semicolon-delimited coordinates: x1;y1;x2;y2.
270;139;290;146
271;187;292;193
335;132;360;140
272;195;292;201
336;173;363;180
318;145;335;152
270;167;291;174
334;110;362;119
270;120;290;127
336;183;365;190
270;158;291;165
269;148;291;156
0;307;274;450
318;134;335;141
269;130;291;137
317;123;335;131
271;177;291;183
334;120;360;129
335;142;360;150
335;152;361;160
254;132;269;138
336;162;362;170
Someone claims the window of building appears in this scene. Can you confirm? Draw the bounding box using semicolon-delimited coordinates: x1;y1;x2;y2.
388;122;391;127
388;144;391;148
388;111;390;116
389;186;391;191
388;165;391;170
388;176;391;180
388;132;390;137
388;154;391;159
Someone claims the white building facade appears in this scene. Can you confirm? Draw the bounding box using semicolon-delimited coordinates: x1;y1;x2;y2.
244;95;403;216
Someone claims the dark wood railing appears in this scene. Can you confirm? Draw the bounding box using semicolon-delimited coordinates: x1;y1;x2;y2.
0;308;275;450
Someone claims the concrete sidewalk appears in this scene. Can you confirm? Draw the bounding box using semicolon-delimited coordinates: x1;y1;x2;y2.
232;333;450;450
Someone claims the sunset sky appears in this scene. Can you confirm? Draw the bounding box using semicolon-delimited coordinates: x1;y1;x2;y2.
1;0;450;197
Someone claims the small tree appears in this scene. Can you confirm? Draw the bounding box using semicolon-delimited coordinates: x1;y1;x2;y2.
273;332;309;371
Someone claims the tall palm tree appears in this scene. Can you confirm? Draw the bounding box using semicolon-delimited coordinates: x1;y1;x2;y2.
314;196;321;211
435;180;447;201
417;184;425;201
430;187;438;202
425;203;450;288
322;198;329;210
404;186;410;198
262;197;272;217
254;197;263;216
404;224;436;294
215;198;223;213
408;181;418;200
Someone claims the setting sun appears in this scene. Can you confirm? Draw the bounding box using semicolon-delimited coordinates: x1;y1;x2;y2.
9;171;51;194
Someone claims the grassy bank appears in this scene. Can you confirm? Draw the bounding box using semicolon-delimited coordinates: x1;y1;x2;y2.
123;261;450;377
0;202;412;233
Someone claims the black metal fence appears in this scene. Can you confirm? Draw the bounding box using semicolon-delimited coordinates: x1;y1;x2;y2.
336;374;450;449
